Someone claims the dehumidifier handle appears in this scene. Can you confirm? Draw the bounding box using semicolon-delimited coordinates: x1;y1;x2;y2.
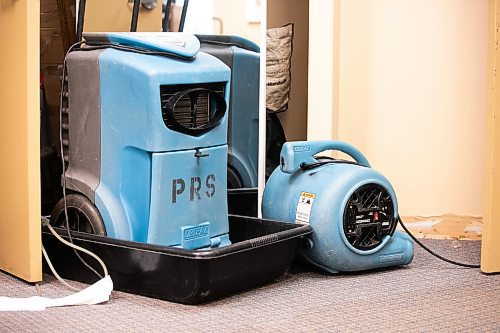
280;140;371;174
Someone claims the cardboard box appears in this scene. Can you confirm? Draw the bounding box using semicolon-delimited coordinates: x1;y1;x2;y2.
40;28;65;65
41;65;62;152
40;0;76;152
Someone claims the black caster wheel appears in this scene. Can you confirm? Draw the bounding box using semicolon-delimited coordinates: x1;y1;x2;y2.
50;194;106;236
227;166;243;189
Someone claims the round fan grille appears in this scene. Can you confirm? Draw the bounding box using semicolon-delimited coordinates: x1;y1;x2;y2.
343;184;396;251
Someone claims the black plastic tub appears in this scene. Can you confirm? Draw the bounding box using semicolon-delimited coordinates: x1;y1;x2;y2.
227;188;258;217
42;215;311;304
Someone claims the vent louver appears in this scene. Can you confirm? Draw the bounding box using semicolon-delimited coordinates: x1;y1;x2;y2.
160;83;226;136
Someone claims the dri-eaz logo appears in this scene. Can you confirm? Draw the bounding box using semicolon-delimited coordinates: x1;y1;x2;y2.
172;174;216;203
183;225;209;240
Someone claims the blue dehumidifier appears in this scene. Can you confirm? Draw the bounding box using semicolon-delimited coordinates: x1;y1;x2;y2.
199;35;260;188
50;32;232;250
262;140;414;273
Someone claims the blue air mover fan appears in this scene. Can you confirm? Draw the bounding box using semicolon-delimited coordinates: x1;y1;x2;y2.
50;32;232;250
262;140;414;273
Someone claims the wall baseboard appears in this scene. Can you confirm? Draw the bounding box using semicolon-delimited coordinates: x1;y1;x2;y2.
399;215;482;240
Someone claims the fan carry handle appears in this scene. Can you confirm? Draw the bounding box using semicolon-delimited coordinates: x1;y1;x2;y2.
280;140;371;174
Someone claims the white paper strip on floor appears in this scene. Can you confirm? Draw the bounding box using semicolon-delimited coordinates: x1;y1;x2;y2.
0;275;113;311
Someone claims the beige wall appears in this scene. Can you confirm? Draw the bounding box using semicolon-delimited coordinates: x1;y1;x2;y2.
213;0;261;44
307;0;337;142
309;0;488;217
0;0;42;282
85;0;162;32
268;0;309;141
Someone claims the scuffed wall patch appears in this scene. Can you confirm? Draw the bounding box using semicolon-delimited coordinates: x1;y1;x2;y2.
398;215;482;240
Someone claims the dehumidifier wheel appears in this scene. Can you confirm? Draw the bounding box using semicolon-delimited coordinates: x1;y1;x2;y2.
50;194;106;236
227;166;243;189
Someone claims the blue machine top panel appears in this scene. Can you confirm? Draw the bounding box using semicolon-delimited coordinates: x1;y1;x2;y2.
97;48;231;152
84;32;200;59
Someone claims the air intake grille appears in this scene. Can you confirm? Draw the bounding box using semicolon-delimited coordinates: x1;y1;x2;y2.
343;184;396;251
160;82;226;136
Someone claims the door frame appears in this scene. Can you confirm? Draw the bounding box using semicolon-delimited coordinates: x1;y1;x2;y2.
0;0;42;282
481;0;500;273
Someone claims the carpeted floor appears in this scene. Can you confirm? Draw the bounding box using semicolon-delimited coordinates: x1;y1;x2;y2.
0;239;498;332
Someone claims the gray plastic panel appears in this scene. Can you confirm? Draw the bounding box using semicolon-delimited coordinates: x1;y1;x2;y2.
65;50;104;202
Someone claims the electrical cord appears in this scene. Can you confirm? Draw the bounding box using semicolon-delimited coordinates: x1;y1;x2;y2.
131;0;141;32
42;218;108;277
178;0;189;32
162;0;174;32
41;217;109;292
397;216;480;269
42;244;80;292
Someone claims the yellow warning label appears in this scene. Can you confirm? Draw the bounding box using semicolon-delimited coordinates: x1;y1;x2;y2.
296;192;317;224
300;192;316;199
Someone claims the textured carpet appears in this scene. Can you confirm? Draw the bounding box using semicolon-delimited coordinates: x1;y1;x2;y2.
0;239;498;332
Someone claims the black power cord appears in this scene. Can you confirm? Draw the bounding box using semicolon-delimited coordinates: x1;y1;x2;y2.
162;0;174;32
76;0;86;43
131;0;141;32
178;0;189;32
397;216;480;269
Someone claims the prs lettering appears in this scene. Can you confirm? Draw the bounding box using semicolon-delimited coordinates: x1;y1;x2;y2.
172;174;216;203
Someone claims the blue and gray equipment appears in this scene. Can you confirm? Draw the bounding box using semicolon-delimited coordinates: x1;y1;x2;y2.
262;140;414;273
51;32;232;250
199;35;260;188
